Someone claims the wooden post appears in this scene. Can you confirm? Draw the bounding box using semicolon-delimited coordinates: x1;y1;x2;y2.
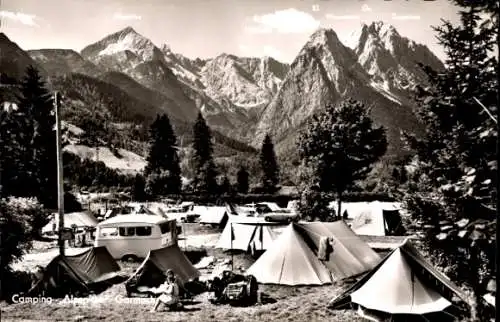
54;91;65;256
231;222;234;271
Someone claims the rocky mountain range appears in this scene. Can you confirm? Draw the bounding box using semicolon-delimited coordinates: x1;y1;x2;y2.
1;21;444;162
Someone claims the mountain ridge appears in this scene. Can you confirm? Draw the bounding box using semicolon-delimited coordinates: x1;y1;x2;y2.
2;22;443;163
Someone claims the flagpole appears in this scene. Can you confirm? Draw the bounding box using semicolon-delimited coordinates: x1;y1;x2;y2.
55;91;65;256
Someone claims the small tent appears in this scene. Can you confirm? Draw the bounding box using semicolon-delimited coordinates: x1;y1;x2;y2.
246;223;334;286
125;244;200;295
42;211;99;233
329;240;468;320
216;221;278;252
27;246;125;298
330;201;405;236
295;221;381;281
197;206;228;227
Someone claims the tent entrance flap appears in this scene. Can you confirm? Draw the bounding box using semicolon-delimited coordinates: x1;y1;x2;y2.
126;244;200;294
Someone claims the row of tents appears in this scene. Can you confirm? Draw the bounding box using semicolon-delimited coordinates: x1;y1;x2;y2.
40;200;406;238
216;221;472;319
31;211;478;321
26;227;472;320
26;245;199;298
198;200;406;237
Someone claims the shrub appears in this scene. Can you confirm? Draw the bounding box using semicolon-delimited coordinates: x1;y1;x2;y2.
5;197;50;238
0;199;34;299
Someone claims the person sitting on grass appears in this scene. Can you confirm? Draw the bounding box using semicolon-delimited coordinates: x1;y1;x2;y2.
150;269;181;312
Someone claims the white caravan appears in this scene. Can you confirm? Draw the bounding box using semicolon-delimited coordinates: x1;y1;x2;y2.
95;214;178;260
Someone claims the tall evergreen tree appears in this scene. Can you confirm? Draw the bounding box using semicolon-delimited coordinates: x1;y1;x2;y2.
144;114;182;195
402;2;498;319
236;165;250;194
132;174;147;201
15;66;57;207
191;113;217;193
259;134;280;194
297;99;387;220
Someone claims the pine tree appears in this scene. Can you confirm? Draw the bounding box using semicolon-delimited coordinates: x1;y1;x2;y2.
191;113;217;193
15;66;57;207
132;174;147;201
297;99;387;220
218;175;231;195
236;165;249;194
259;134;280;194
144;114;182;196
402;2;498;319
0;90;35;198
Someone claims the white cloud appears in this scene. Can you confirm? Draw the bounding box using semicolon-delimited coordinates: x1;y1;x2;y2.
361;4;372;13
113;13;142;21
325;14;360;21
243;25;273;34
0;10;38;27
391;13;420;21
245;8;320;34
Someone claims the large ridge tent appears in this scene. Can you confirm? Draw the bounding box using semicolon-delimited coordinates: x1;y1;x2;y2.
125;244;200;295
42;211;99;233
216;221;280;252
27;246;125;298
330;201;405;236
295;221;381;281
246;222;380;286
246;223;333;286
329;240;468;321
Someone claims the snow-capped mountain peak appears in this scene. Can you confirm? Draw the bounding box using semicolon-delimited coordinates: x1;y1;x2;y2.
97;28;157;61
306;28;345;50
345;20;444;98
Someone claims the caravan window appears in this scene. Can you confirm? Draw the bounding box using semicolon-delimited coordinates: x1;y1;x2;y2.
160;222;171;234
100;227;118;237
119;227;135;236
136;226;152;236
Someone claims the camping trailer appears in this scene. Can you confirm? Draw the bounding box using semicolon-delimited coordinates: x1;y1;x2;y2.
95;214;178;260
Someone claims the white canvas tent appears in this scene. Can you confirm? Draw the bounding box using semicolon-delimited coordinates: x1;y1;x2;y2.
246;223;333;286
296;221;381;280
351;249;451;314
216;222;278;252
246;222;382;286
42;211;99;233
329;240;468;320
330;201;405;236
197;206;228;226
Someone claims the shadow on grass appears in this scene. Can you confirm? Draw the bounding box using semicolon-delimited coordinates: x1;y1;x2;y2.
184;249;208;265
260;293;277;305
181;300;203;305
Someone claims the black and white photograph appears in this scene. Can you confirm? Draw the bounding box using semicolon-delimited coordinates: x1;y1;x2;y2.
0;0;498;321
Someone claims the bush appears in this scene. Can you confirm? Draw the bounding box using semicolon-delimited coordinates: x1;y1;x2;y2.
0;199;34;299
298;188;333;221
1;270;35;302
5;197;50;238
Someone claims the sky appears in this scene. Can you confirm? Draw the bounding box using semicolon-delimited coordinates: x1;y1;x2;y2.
1;0;462;63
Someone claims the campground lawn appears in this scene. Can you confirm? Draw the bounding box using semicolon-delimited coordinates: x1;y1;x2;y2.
0;283;366;322
0;223;385;322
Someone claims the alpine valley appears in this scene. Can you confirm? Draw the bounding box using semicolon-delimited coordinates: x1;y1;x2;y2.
0;21;443;178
